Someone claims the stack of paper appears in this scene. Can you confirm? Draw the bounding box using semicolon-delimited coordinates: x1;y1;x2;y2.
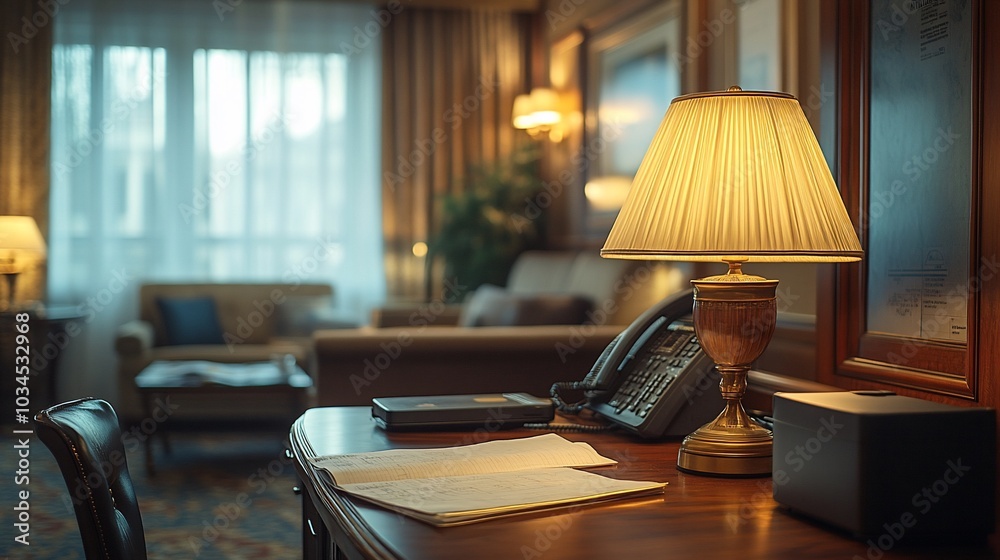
308;433;666;526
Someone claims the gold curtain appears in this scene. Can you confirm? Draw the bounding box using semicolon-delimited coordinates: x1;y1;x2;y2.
0;0;52;304
381;8;532;300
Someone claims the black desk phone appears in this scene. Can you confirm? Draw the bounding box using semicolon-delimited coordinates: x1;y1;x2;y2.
554;289;723;438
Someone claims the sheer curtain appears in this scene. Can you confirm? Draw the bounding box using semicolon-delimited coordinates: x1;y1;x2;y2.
49;0;383;403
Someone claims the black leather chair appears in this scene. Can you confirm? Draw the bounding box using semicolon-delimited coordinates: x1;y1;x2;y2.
34;397;147;560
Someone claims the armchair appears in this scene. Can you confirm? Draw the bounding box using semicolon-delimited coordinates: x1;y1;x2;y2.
314;251;691;406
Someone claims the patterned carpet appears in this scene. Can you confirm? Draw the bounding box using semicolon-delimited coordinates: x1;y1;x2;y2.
1;426;301;559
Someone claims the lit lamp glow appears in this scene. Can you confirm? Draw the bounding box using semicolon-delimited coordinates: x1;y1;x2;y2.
584;176;633;212
601;87;862;476
0;216;47;311
512;88;563;141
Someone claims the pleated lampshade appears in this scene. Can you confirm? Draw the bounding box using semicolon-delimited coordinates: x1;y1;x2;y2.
601;87;862;263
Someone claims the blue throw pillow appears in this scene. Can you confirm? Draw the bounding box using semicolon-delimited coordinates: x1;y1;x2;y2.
155;296;225;346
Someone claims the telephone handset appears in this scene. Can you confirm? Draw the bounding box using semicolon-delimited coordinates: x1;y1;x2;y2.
558;289;723;439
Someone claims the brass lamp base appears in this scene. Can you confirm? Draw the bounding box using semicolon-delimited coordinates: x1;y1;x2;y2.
677;261;777;477
676;394;774;476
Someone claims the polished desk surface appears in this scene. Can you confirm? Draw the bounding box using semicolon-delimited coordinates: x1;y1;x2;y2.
291;407;996;560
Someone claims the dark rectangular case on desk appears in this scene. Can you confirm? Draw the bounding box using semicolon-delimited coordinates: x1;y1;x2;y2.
772;391;995;541
372;393;554;430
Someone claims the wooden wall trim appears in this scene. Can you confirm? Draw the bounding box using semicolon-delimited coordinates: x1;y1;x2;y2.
745;370;840;414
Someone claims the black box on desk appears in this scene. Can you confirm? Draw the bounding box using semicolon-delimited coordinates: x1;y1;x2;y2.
772;391;995;541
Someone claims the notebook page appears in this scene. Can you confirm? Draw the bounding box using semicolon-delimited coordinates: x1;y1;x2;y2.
309;433;616;486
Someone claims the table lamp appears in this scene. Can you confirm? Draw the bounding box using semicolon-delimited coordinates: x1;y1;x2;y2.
601;87;862;476
0;216;47;311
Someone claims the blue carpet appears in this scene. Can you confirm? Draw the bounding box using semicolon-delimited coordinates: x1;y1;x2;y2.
1;427;301;559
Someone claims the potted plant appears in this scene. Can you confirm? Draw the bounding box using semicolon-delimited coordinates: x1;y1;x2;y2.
430;146;544;301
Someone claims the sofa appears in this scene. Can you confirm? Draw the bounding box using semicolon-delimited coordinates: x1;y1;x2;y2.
114;282;348;420
313;251;692;407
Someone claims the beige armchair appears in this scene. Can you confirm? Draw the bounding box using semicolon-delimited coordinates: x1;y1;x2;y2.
313;251;692;406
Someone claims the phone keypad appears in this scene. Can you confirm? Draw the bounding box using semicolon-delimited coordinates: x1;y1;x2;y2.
607;329;701;418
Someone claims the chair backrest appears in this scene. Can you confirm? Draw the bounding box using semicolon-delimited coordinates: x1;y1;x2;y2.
34;397;147;560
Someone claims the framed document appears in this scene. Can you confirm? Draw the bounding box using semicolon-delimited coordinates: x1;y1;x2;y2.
825;0;983;399
865;0;973;345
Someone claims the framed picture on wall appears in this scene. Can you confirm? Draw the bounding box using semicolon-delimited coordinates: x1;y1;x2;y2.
583;2;681;241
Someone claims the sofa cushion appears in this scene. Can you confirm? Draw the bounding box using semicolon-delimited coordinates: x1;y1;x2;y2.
155;296;225;346
458;285;593;327
273;294;357;335
506;251;578;294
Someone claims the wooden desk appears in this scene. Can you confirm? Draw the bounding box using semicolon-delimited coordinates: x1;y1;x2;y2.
290;407;996;560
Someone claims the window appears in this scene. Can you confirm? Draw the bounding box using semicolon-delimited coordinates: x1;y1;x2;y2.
49;0;383;400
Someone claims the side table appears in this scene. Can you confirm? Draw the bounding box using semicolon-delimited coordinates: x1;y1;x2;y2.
0;306;84;423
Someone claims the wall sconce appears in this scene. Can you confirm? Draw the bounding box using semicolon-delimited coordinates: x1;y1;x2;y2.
512;88;565;142
0;216;47;311
584;176;633;212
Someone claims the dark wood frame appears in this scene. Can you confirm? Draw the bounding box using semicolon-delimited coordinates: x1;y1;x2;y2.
820;0;986;401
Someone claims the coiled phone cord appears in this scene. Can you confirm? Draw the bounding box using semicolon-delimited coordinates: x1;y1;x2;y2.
522;381;619;433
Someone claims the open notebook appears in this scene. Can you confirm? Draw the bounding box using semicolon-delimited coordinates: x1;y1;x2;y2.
307;433;666;526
